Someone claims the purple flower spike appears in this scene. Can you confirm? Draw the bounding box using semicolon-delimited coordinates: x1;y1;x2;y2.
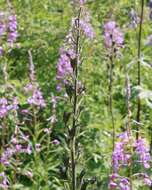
80;20;95;39
56;50;73;82
103;21;124;49
8;15;18;44
135;138;151;169
0;98;9;118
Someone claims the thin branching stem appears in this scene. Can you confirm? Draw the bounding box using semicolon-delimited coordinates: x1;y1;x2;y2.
71;8;81;190
126;74;133;190
136;0;144;140
109;49;115;151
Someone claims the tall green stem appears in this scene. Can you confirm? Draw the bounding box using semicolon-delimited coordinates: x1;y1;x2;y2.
136;0;144;139
71;8;81;190
109;51;115;151
126;74;133;190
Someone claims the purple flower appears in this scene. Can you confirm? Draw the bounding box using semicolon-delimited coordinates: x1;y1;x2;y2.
56;50;73;82
0;46;3;56
119;178;130;190
52;139;60;145
80;20;95;39
0;172;9;189
21;109;29;115
0;97;19;118
56;49;74;91
109;181;117;189
27;89;46;107
143;177;152;186
135;138;151;169
44;128;52;134
25;144;32;154
103;21;124;49
111;131;151;189
56;83;62;92
35;143;41;152
0;147;14;166
109;173;119;189
24;83;33;92
112;133;131;172
11;137;18;144
25;83;46;107
25;171;33;178
0;98;9;118
7;15;18;44
15;144;22;152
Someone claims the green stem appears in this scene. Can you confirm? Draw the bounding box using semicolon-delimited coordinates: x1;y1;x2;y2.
109;53;115;151
71;8;81;190
136;0;144;140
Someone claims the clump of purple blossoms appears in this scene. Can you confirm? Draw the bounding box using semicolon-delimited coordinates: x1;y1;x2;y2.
79;19;95;39
109;174;130;190
56;49;74;91
112;132;131;172
109;132;151;189
135;137;151;169
103;21;124;49
25;50;46;107
143;174;152;186
0;134;32;167
25;83;46;108
0;98;9;118
79;9;95;39
7;15;18;45
0;97;19;118
0;12;18;55
56;5;94;91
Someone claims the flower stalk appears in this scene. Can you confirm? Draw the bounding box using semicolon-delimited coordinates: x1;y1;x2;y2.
71;8;81;190
136;0;144;140
109;49;115;151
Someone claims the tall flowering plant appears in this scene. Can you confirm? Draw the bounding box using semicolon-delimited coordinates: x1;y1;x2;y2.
0;11;18;56
103;21;124;150
0;8;34;188
109;75;152;190
56;1;95;189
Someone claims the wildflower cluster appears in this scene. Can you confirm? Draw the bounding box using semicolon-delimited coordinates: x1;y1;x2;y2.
0;133;31;166
109;174;130;190
135;137;151;169
0;12;18;55
109;133;151;190
0;97;18;118
25;83;46;108
103;21;123;50
25;50;46;108
56;4;94;91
